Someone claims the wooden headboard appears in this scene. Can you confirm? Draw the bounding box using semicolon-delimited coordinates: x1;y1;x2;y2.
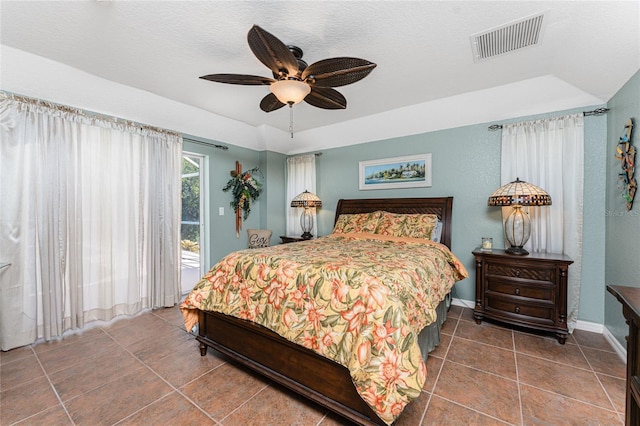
334;197;454;249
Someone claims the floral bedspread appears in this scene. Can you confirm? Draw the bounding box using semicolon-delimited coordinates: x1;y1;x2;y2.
180;233;467;424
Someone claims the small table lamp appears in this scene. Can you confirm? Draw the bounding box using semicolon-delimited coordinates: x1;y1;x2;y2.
290;190;322;240
487;178;552;255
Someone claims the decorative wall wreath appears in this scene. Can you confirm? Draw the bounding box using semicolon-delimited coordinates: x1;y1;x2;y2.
223;162;262;237
616;118;636;210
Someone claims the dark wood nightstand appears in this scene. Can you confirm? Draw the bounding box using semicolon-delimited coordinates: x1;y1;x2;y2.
280;235;305;244
472;248;573;344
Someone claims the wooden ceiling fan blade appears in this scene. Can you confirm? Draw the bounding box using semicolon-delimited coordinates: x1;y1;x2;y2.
260;93;287;112
302;58;376;88
199;74;274;85
304;87;346;110
248;25;300;78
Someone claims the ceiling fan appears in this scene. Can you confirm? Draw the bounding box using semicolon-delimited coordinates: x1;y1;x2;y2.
199;25;377;135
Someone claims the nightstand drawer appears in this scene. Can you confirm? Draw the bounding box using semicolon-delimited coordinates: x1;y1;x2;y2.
486;262;554;282
487;278;554;301
485;295;554;321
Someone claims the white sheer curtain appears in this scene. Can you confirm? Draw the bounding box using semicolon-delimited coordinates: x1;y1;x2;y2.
286;155;317;237
0;93;182;351
501;113;584;330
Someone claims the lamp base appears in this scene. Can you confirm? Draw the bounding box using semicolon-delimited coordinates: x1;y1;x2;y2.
300;232;313;240
505;246;529;256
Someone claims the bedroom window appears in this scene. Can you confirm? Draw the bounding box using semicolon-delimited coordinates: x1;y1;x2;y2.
181;152;207;294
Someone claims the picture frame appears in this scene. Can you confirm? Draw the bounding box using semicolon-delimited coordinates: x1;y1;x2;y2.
359;154;432;190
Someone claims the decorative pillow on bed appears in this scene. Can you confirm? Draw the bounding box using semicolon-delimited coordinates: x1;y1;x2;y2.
332;211;383;234
247;229;272;248
376;212;439;239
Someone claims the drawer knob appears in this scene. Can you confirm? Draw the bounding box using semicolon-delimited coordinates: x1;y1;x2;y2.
515;288;521;295
515;269;521;277
515;306;520;314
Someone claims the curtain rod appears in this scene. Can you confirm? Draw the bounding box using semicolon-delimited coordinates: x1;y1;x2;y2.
183;137;228;150
488;108;609;131
1;91;181;137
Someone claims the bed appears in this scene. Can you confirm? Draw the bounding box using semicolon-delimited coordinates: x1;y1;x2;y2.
180;197;467;425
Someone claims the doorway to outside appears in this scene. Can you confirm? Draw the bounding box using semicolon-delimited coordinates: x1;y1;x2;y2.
181;152;207;294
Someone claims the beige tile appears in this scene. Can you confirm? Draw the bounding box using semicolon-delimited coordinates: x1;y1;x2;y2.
447;337;517;380
424;355;443;392
423;394;510;425
460;307;476;322
64;366;173;425
102;312;183;348
434;360;521;424
145;338;226;388
514;332;590;369
0;376;61;425
455;319;514;350
440;315;458;335
447;304;464;319
152;305;188;329
126;326;194;363
36;332;119;374
221;384;325;426
520;383;622;425
0;345;34;365
597;373;626;413
517;353;614;410
49;346;144;400
582;346;626;379
428;333;451;359
180;362;269;420
573;329;616;352
13;404;73;426
118;391;216;425
0;352;45;391
31;327;107;355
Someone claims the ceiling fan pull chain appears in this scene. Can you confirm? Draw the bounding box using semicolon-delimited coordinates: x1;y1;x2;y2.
289;103;294;138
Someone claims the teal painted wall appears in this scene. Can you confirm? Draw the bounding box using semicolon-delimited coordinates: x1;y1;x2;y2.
182;137;285;268
604;70;640;346
303;106;608;322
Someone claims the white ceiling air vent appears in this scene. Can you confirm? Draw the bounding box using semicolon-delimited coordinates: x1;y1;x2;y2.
471;12;547;63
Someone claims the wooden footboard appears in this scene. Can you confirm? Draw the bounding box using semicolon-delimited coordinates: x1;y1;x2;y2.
197;310;385;426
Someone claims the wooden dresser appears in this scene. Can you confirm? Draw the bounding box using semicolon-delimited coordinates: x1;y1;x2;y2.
473;249;573;344
607;285;640;426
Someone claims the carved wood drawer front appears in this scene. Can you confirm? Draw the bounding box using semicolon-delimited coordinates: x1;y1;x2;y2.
487;278;554;301
486;296;554;322
486;262;554;282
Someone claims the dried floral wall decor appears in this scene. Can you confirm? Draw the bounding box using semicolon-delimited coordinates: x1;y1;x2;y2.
223;161;262;237
616;118;636;210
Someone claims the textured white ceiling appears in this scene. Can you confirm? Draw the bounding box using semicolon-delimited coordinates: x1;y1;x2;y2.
1;1;639;154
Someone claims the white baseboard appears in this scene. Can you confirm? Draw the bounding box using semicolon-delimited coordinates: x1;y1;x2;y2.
451;297;474;310
603;326;627;363
574;319;603;333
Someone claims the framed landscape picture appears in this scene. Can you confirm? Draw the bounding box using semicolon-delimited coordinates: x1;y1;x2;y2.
359;154;432;190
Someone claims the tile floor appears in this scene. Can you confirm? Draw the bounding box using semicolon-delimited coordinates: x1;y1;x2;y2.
0;304;627;425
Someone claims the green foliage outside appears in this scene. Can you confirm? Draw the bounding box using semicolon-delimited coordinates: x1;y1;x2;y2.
181;157;200;251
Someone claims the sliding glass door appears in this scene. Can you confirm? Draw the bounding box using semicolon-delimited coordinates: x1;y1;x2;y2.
181;152;207;294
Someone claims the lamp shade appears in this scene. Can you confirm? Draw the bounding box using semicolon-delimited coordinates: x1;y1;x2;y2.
488;178;552;207
270;79;311;105
488;178;551;255
290;190;322;208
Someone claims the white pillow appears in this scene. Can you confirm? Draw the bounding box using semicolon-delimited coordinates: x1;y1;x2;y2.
431;220;443;243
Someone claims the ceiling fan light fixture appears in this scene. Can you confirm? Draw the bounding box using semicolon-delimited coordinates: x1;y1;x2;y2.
270;79;311;105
